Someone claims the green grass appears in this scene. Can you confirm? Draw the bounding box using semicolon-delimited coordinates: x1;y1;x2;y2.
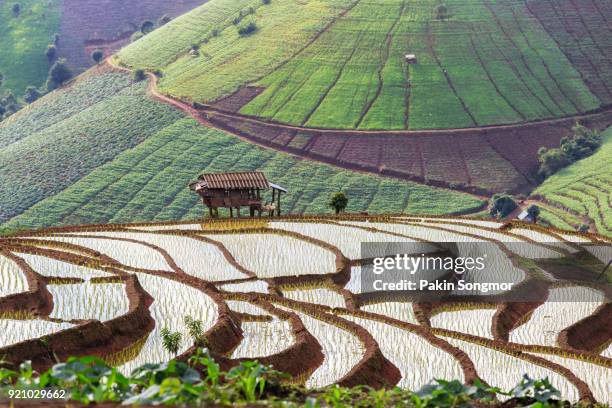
116;0;600;130
3;117;483;230
0;0;62;96
534;126;612;237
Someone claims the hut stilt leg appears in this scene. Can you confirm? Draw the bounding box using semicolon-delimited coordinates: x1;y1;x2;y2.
230;207;233;218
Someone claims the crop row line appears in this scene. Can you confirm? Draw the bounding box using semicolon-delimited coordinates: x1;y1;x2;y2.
355;0;407;128
536;0;612;100
300;34;363;127
468;33;526;121
425;22;478;126
487;0;577;114
566;0;612;70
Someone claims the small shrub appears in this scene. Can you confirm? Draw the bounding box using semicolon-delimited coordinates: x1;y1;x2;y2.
91;49;104;64
47;58;72;90
12;3;20;17
53;33;60;44
435;4;449;20
45;44;56;60
141;20;155;34
160;327;182;354
489;193;517;218
184;316;206;347
262;0;271;4
132;69;146;82
23;86;42;103
232;16;241;25
526;204;540;223
237;19;257;36
211;28;220;37
578;224;589;233
538;124;602;179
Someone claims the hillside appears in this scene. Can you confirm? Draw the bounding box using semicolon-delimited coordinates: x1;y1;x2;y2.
1;0;610;233
534;125;612;236
0;0;207;97
0;66;483;231
110;0;612;196
0;0;62;96
116;0;608;130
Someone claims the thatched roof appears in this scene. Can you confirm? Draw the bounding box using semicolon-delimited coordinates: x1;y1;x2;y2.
190;171;270;190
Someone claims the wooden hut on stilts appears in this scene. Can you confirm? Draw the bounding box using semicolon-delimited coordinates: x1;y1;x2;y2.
189;171;287;218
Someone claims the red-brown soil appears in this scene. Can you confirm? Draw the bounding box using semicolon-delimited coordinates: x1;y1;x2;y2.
105;59;612;196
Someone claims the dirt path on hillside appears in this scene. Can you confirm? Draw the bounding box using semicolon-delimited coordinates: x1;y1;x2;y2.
103;58;610;204
107;57;612;137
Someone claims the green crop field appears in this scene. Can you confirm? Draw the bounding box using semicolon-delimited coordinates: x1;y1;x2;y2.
0;70;483;230
116;0;604;130
534;125;612;236
0;0;62;96
0;70;185;225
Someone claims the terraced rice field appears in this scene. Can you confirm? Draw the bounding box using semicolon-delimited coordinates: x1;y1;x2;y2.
535;125;612;237
0;216;609;403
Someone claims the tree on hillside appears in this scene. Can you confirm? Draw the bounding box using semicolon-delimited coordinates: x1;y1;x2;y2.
0;72;3;88
23;86;42;103
489;194;517;219
237;18;257;36
537;124;602;179
12;3;21;17
47;59;73;90
91;49;104;64
132;69;146;82
329;192;349;215
160;328;182;354
526;205;540;224
537;147;571;179
46;44;57;61
0;91;21;119
141;20;155;34
435;4;449;20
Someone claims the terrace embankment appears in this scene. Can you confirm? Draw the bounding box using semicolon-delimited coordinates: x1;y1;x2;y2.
558;302;612;353
0;250;53;317
194;99;612;196
127;57;612;196
209;298;325;379
0;274;154;372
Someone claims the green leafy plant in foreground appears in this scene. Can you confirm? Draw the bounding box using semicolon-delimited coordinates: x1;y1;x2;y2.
0;349;596;407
